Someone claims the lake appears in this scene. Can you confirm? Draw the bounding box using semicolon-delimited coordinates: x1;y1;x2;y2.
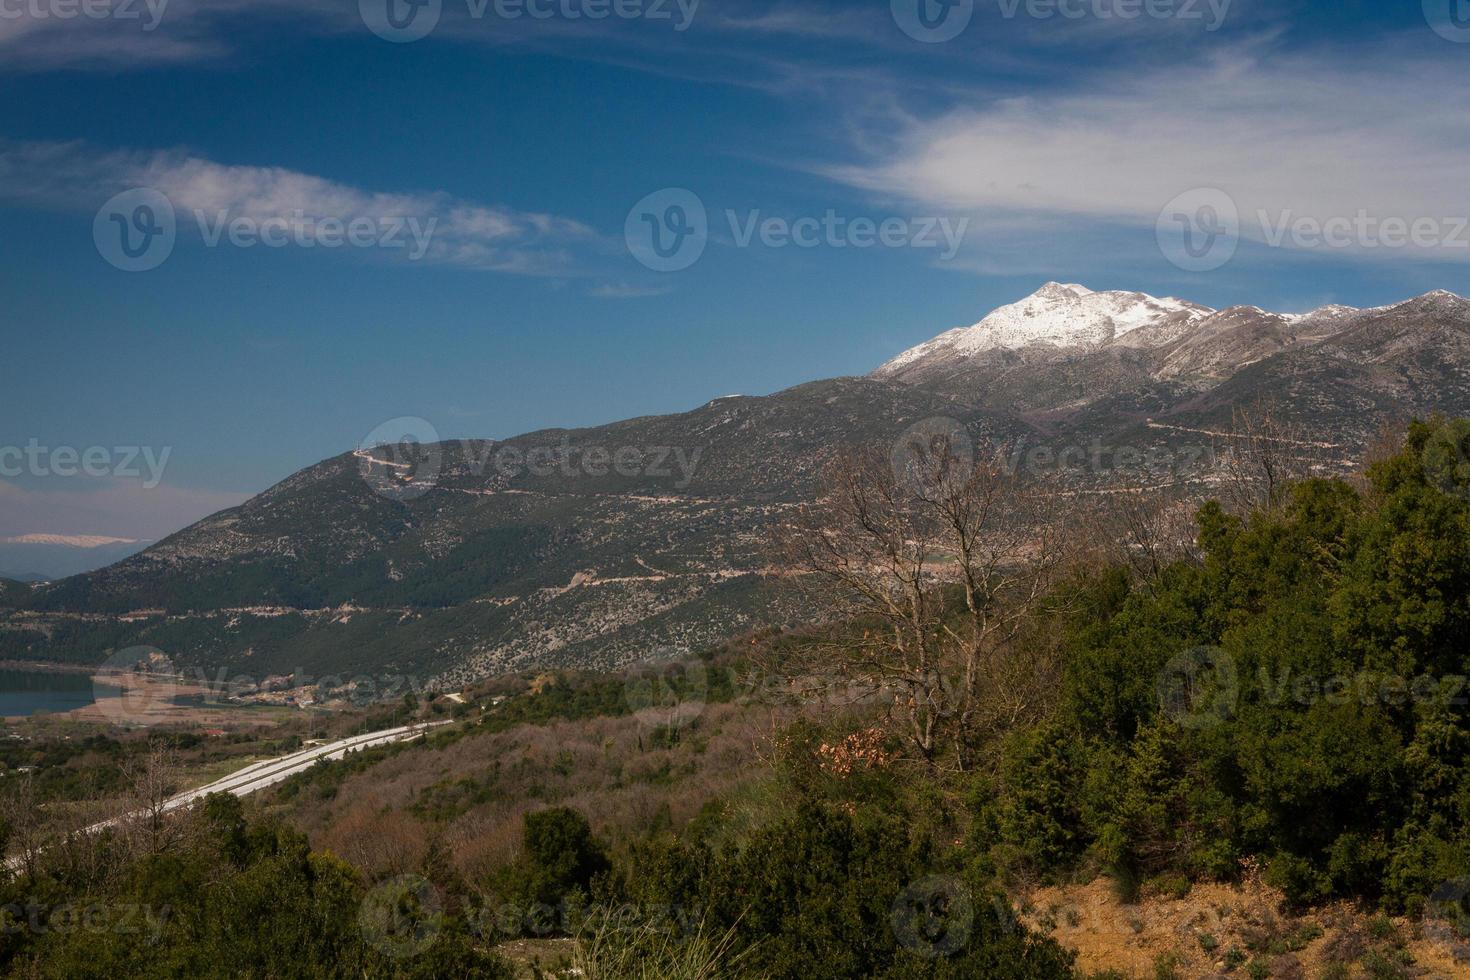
0;669;119;717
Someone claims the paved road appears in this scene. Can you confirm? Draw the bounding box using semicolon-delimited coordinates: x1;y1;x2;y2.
4;720;450;873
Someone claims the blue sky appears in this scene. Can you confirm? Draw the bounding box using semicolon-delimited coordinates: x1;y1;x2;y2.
3;0;1470;543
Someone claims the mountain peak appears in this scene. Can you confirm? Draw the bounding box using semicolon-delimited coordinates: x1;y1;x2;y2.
875;283;1213;377
1034;281;1094;299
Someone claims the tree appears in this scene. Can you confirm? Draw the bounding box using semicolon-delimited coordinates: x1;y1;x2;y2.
119;741;185;858
1217;401;1327;513
0;772;42;881
514;806;610;908
778;428;1068;769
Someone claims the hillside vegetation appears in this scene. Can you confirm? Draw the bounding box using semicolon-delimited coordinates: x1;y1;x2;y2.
3;420;1470;977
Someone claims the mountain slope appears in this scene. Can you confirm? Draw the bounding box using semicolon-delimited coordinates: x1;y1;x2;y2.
2;379;1018;683
9;284;1470;686
874;284;1470;452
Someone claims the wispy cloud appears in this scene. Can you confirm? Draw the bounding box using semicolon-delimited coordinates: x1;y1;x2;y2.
590;282;674;299
826;40;1470;264
0;139;608;276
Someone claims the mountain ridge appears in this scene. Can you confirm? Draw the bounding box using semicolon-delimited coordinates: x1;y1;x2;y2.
6;285;1470;685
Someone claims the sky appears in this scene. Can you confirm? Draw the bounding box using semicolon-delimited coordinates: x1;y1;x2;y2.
3;0;1470;546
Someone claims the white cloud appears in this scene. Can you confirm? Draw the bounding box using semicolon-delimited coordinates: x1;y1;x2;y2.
589;282;673;299
0;139;604;275
827;42;1470;262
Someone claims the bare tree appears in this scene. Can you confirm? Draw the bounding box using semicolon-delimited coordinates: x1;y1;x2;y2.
1084;491;1202;584
776;427;1068;770
120;741;185;858
0;772;45;881
1217;402;1322;513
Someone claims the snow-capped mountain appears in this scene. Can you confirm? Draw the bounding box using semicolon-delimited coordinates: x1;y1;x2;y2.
0;534;147;581
870;284;1470;442
875;282;1214;376
10;282;1470;682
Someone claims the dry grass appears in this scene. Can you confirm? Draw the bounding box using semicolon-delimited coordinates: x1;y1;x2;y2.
276;700;788;884
1018;877;1469;979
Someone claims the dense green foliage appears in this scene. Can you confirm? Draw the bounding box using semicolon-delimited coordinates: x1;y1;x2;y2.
0;795;511;979
499;806;613;909
990;420;1470;908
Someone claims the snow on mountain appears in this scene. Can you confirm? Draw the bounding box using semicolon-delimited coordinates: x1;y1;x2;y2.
875;282;1214;376
0;534;141;548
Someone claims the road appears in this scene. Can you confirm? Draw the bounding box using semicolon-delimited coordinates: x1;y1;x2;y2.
4;720;450;873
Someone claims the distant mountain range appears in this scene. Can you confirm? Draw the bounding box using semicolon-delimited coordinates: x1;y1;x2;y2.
5;284;1468;685
0;534;146;583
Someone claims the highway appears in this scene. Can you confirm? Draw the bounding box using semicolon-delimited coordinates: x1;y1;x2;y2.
4;720;451;873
